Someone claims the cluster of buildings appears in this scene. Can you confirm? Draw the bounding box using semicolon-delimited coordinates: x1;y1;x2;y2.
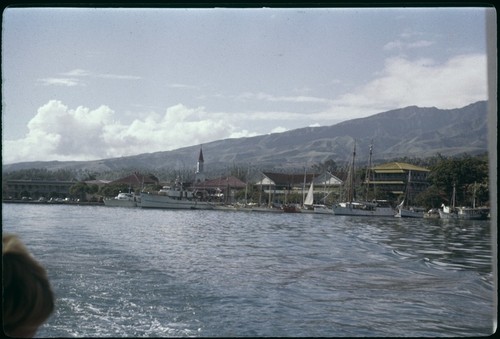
3;148;431;205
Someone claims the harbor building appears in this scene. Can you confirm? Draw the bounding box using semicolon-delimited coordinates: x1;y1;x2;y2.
368;162;430;196
4;179;77;200
254;171;343;205
193;176;247;203
255;172;342;193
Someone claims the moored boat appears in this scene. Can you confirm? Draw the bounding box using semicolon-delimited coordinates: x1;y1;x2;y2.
395;202;425;218
333;200;395;217
423;208;440;219
313;204;333;214
283;204;301;213
438;183;489;220
333;142;395;217
456;206;489;220
140;181;213;210
395;171;425;218
103;191;138;208
439;204;457;219
251;205;283;213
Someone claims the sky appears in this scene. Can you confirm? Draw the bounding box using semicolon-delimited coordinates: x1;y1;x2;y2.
1;7;491;164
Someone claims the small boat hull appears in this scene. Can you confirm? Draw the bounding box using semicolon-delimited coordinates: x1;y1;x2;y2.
103;192;138;208
333;202;395;217
140;193;213;210
440;207;489;220
103;199;137;208
395;207;425;218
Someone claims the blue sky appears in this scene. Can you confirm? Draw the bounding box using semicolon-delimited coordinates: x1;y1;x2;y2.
1;7;491;164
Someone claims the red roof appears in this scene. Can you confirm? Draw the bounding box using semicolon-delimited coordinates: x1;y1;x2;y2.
109;172;159;186
193;176;246;189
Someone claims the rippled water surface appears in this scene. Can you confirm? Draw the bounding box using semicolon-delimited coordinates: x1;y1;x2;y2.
2;203;495;337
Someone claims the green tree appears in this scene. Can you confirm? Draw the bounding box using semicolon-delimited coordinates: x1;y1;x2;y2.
429;155;488;205
414;185;445;209
69;182;89;201
88;184;99;194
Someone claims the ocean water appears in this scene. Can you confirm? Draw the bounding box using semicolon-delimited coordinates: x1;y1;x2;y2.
2;203;495;337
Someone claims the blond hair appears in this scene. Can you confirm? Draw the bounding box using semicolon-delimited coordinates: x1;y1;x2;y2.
2;233;54;337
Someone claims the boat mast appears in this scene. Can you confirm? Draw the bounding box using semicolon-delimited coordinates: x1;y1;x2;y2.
268;182;272;208
302;166;307;206
452;182;456;209
347;142;356;203
405;170;412;208
472;182;477;209
323;172;327;203
244;166;249;205
364;141;373;201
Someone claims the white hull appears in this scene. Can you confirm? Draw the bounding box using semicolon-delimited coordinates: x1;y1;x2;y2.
395;207;424;218
212;205;253;212
333;202;395;217
439;208;488;220
140;193;213;210
313;205;333;214
439;210;457;219
457;207;489;220
423;212;440;219
103;199;137;208
103;192;138;208
251;207;283;213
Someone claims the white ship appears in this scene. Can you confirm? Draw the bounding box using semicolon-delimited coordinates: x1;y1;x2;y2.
140;183;213;210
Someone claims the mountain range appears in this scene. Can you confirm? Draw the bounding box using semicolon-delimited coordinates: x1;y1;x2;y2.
2;101;489;174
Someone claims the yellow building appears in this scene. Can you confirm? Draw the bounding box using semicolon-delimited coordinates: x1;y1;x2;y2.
369;162;430;196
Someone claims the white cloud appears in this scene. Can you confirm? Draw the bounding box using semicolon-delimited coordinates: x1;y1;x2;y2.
2;101;251;164
228;130;260;139
96;73;141;80
236;91;331;104
167;83;199;89
327;53;487;120
270;126;288;134
62;69;91;77
38;69;141;87
383;39;435;51
38;78;82;87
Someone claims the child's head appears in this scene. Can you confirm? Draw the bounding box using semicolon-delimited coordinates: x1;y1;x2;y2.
3;233;55;337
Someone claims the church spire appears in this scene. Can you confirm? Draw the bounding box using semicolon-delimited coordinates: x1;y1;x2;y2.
195;146;205;182
198;146;204;163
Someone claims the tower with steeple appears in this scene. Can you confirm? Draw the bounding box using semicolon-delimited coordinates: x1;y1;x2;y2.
195;146;205;183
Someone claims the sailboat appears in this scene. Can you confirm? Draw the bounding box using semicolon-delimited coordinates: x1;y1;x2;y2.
439;183;489;220
296;173;333;214
332;142;395;217
297;180;316;213
439;183;457;219
395;171;425;218
438;183;467;219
